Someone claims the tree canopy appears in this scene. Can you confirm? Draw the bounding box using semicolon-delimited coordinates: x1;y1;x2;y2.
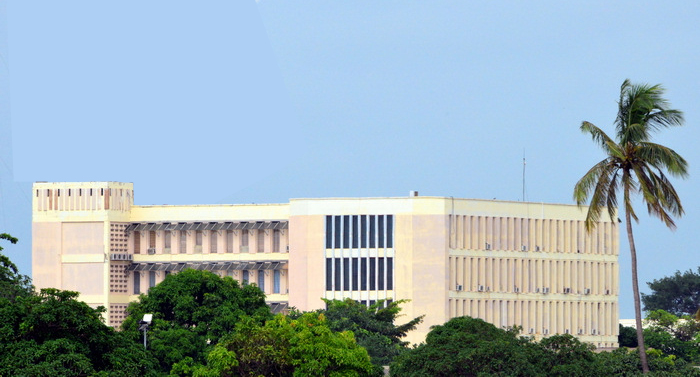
642;267;700;316
181;313;375;377
316;299;423;368
0;289;158;376
121;269;271;373
0;233;33;301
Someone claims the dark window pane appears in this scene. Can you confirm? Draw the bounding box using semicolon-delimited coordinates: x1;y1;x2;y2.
361;258;367;290
243;270;249;284
334;216;341;249
361;216;367;248
352;216;359;248
342;215;350;248
378;215;385;248
326;216;332;248
387;215;393;248
133;272;140;294
326;259;332;290
369;257;376;290
334;258;341;290
387;258;393;290
378;258;385;290
343;258;350;291
369;216;376;248
352;258;359;290
258;271;265;292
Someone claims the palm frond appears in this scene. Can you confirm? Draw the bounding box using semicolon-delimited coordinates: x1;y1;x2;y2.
638;142;689;179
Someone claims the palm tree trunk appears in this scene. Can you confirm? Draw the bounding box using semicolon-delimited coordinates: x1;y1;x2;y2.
626;198;649;373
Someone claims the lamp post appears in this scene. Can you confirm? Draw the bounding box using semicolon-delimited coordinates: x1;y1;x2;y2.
138;313;153;349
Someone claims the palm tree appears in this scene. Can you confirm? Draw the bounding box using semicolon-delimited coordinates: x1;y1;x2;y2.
574;79;688;374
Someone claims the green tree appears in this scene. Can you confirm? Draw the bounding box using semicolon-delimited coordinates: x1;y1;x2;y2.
121;269;271;373
0;233;33;301
188;313;375;377
619;324;639;348
642;268;700;316
318;299;423;369
574;79;688;373
390;316;547;376
0;289;158;376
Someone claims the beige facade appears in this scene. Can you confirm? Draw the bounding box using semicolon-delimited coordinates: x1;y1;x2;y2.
32;182;619;347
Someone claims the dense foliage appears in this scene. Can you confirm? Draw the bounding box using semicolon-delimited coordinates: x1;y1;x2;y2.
0;233;33;300
642;268;700;316
0;289;158;376
391;316;700;376
316;299;423;369
183;313;375;377
121;269;272;373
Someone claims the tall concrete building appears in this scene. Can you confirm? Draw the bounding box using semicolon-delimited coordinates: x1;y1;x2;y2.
32;182;620;347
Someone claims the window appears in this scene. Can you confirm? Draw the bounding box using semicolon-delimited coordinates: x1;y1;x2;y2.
210;231;218;253
325;215;394;250
257;230;265;253
149;231;156;249
133;272;140;294
273;230;280;252
326;257;393;292
195;230;202;253
241;230;249;253
226;230;233;253
133;231;141;254
257;271;265;292
273;270;281;294
343;258;350;291
180;231;187;254
149;271;156;288
242;270;249;284
164;231;171;254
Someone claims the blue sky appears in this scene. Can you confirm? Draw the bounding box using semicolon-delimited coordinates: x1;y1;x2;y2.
3;1;700;319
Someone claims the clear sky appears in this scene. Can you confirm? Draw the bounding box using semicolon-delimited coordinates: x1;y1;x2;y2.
2;1;700;319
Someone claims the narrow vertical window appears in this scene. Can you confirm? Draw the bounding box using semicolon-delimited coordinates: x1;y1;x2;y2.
149;271;156;288
334;258;341;290
369;216;376;248
257;271;265;292
226;230;233;253
326;259;333;290
241;230;249;253
361;216;367;248
378;258;385;290
369;258;376;290
273;230;281;252
352;216;359;248
342;215;350;248
133;272;141;294
257;230;265;253
334;216;341;248
149;231;156;249
195;230;203;253
180;231;187;254
378;215;385;248
242;270;249;284
387;258;393;290
210;231;218;253
352;258;359;290
134;231;141;254
273;270;281;294
343;258;350;291
325;216;332;248
164;231;171;254
386;215;393;248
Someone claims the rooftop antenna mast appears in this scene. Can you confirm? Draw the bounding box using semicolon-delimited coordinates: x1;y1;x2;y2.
522;152;526;202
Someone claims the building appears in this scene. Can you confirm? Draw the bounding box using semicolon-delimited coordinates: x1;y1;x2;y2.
32;182;620;347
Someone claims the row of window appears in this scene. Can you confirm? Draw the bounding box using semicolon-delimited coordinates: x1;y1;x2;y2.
134;229;284;254
132;270;282;294
325;257;394;291
325;215;394;249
